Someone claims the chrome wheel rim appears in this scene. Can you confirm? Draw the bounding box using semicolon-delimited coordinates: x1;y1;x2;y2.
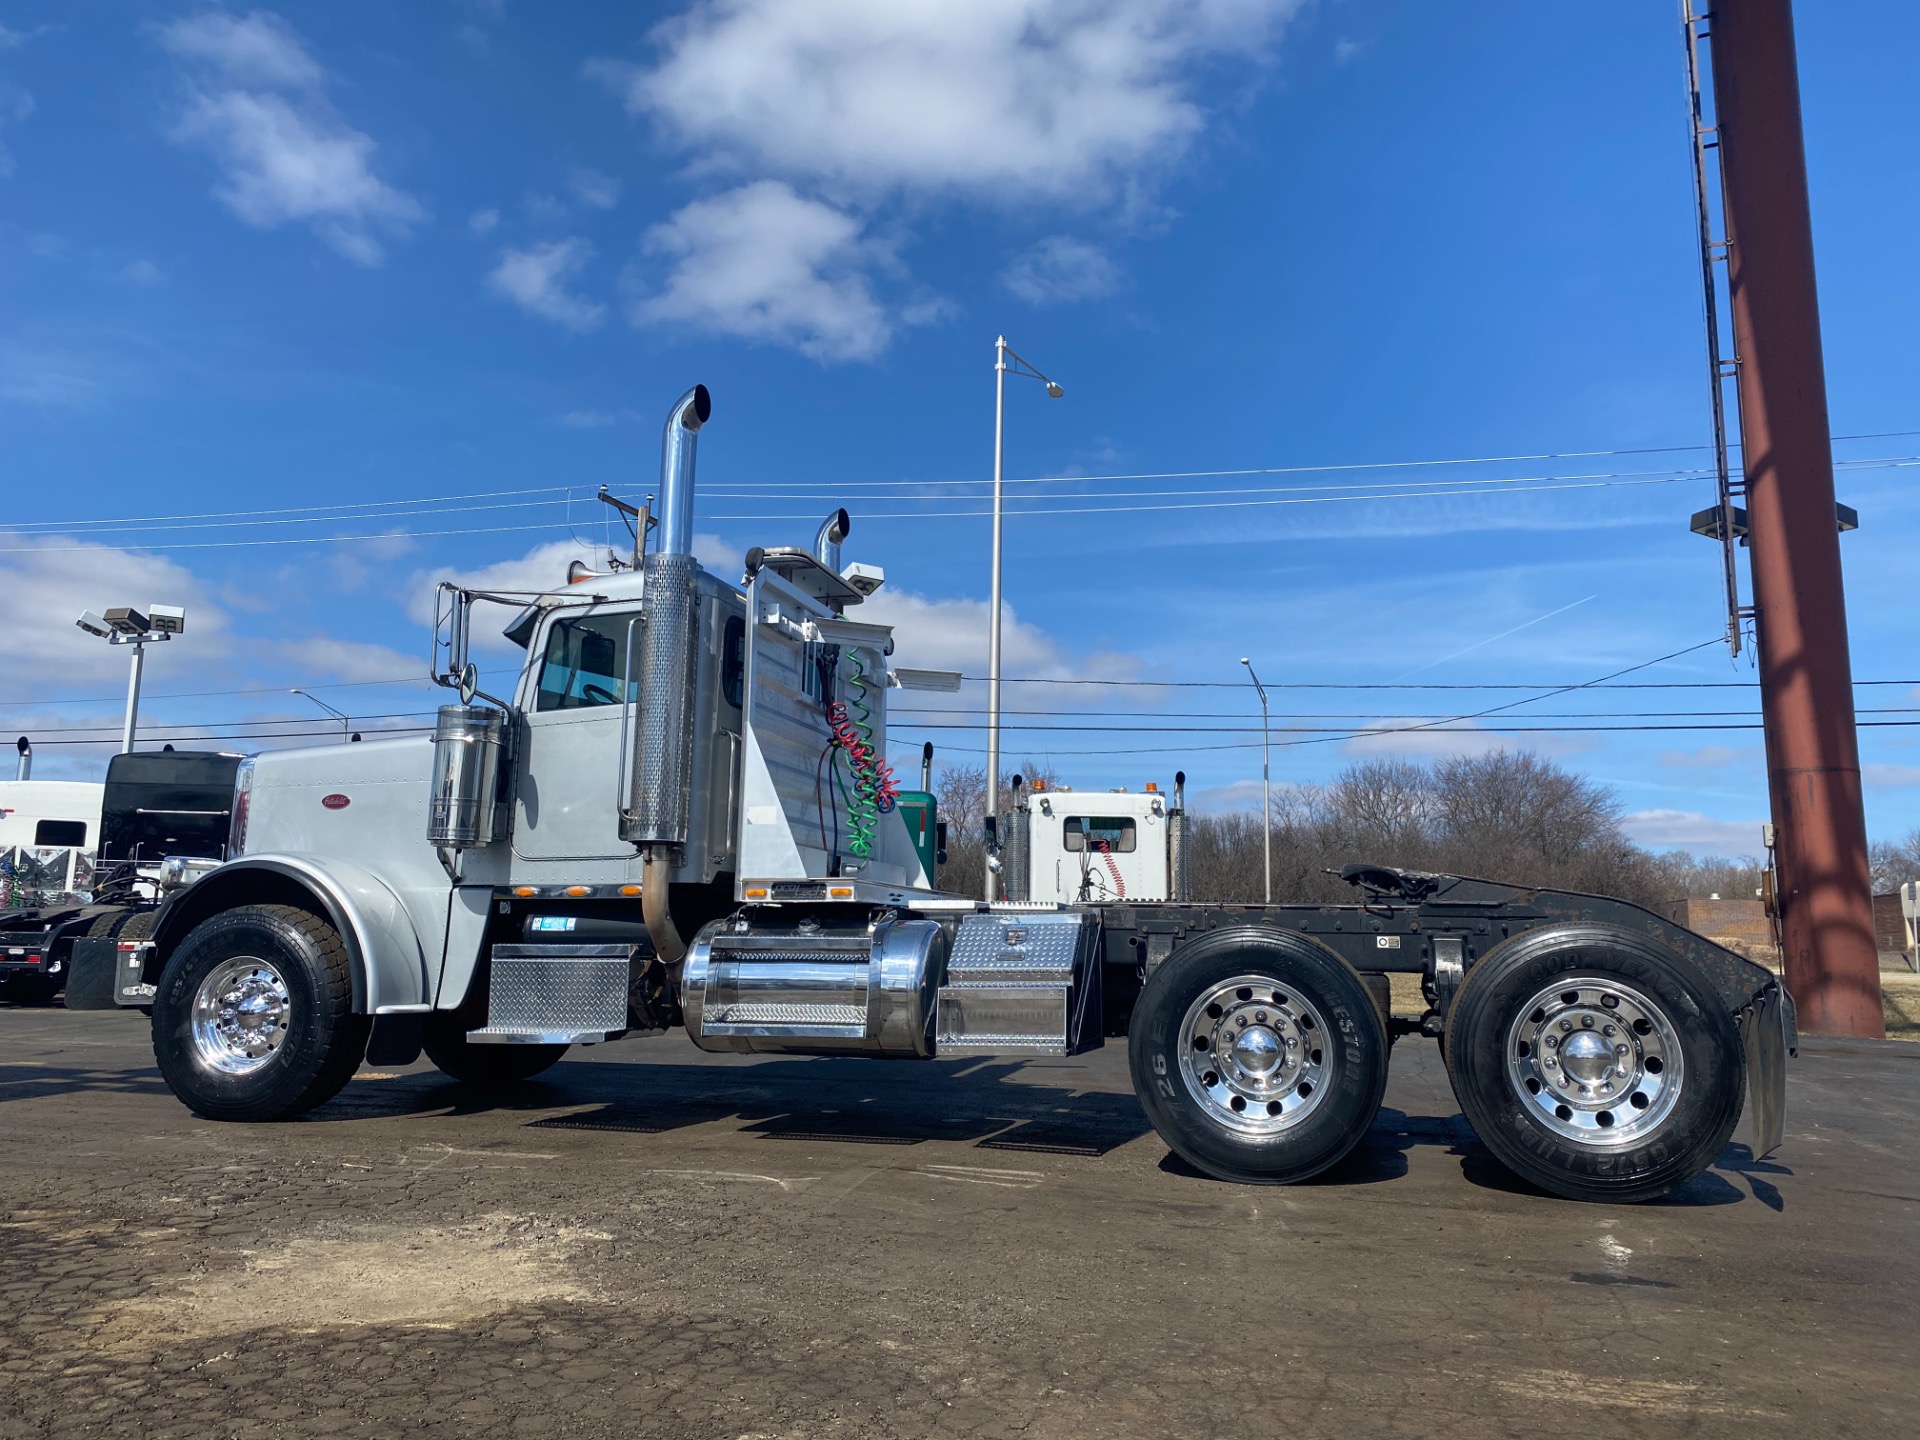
1505;975;1683;1147
1178;975;1331;1137
190;956;293;1075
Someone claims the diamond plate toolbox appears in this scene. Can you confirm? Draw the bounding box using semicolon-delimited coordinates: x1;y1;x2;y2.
936;910;1102;1056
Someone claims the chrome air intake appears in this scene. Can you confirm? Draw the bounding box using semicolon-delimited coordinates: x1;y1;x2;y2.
428;705;507;848
623;384;710;849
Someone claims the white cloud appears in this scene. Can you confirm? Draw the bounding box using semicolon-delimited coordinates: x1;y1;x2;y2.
567;167;621;210
859;585;1145;713
1865;764;1920;789
1192;778;1268;813
406;534;743;651
159;11;425;265
0;533;228;691
1003;235;1121;304
560;409;622;428
592;0;1301;360
0;338;120;409
281;636;420;685
0;83;32;178
630;182;891;361
1622;809;1767;858
469;207;500;235
613;0;1299;201
486;238;607;332
119;259;163;286
160;11;324;89
1342;719;1508;760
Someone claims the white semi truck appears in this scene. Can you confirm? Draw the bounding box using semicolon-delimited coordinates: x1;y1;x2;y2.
73;385;1795;1204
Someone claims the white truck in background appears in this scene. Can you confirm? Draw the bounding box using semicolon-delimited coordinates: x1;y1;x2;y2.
71;384;1795;1205
999;777;1189;905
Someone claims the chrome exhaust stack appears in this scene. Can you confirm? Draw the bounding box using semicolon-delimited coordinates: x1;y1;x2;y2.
624;384;711;964
813;507;850;573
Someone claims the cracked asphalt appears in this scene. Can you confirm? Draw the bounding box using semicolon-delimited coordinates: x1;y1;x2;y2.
1;1005;1915;1439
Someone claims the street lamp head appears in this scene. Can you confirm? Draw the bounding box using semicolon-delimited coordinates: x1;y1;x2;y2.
148;604;186;635
103;606;150;636
77;611;111;639
1239;657;1251;667
1045;381;1064;398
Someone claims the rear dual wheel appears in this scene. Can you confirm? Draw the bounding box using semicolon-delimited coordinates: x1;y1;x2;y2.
1130;927;1389;1185
1444;925;1743;1204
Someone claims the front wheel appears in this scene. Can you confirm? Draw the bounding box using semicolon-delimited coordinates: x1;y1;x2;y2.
422;1013;568;1085
1129;927;1389;1184
152;905;369;1121
1444;925;1743;1204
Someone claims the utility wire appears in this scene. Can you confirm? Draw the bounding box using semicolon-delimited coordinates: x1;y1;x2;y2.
0;472;1744;552
16;429;1913;529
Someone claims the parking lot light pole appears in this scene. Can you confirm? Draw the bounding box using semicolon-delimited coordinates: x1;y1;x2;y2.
986;336;1065;900
76;604;186;754
291;688;351;740
1241;657;1272;904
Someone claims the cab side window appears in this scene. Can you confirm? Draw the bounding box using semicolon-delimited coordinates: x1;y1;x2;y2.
535;614;639;712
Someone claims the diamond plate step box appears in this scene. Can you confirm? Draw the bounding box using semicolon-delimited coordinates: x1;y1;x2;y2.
471;943;631;1045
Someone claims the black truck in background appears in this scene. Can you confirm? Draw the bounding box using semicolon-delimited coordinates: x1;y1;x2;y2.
0;750;242;1005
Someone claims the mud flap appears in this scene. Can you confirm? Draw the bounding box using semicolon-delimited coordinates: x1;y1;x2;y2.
1740;981;1793;1160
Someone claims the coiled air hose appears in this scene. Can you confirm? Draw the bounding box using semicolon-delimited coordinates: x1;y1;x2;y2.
825;651;899;864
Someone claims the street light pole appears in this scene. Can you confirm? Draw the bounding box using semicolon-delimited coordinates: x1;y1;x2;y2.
290;688;351;741
1241;657;1272;905
985;336;1064;901
986;337;1008;903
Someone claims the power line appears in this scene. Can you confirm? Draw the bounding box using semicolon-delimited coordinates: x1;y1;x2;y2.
8;439;1912;550
1275;637;1733;751
13;429;1915;532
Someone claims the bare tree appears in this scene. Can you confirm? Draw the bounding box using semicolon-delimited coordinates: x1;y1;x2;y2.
929;747;1913;914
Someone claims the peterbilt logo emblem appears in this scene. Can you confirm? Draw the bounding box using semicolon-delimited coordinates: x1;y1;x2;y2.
321;794;351;810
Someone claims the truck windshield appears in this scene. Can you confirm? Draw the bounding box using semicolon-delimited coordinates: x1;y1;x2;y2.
1064;817;1136;853
535;613;639;712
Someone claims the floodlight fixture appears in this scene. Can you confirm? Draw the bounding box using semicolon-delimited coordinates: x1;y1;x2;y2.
76;611;112;638
148;604;187;635
103;606;150;636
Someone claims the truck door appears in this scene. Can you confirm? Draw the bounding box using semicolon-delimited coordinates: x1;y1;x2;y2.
510;607;641;881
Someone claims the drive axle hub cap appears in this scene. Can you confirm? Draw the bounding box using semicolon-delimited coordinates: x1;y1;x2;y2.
1179;975;1331;1136
191;957;293;1075
1505;975;1683;1147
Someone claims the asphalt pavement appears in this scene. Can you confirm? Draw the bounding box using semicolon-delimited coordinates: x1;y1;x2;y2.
1;1004;1915;1439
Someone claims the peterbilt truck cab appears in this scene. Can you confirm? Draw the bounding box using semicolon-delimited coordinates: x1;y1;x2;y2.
105;383;1794;1207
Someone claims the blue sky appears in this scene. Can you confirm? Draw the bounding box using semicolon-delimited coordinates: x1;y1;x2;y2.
4;1;1918;858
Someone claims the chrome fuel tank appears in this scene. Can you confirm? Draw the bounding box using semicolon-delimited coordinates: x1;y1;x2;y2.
682;914;946;1056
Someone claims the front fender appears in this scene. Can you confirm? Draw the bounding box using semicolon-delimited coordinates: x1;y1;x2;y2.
149;854;429;1014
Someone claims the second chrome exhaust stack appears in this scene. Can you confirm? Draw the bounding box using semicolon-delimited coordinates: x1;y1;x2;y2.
625;385;710;967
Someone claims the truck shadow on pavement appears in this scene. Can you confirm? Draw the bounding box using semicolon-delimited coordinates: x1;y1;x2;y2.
321;1053;1160;1158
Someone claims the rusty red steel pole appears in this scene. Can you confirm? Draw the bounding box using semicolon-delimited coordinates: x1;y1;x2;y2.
1708;0;1882;1036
